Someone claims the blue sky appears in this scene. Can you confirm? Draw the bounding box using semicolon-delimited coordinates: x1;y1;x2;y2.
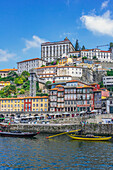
0;0;113;69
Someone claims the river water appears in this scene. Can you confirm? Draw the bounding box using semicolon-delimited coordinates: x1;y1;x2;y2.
0;134;113;169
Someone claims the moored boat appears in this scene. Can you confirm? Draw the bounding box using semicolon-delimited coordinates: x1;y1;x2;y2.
0;131;39;137
66;134;112;141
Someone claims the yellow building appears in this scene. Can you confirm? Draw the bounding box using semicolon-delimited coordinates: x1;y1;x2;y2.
0;96;48;112
0;81;11;90
0;98;24;112
31;96;48;112
58;57;73;66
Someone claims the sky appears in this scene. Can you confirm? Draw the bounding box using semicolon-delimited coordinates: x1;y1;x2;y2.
0;0;113;69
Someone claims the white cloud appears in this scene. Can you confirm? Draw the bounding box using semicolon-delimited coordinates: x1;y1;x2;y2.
0;49;16;62
101;0;109;10
80;10;113;37
23;35;47;52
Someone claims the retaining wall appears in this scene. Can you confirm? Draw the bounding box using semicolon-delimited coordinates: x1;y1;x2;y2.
3;123;113;135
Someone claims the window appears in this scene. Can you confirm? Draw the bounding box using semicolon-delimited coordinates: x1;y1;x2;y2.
45;99;47;102
36;104;38;107
45;109;47;111
41;99;43;102
33;99;35;102
36;99;38;102
41;104;43;107
45;104;47;107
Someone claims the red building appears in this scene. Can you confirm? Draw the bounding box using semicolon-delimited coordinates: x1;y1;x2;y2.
24;98;32;112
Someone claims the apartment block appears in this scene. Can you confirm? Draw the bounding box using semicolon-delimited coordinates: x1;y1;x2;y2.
24;96;48;112
103;76;113;87
17;58;46;74
0;96;48;112
41;37;75;63
0;98;24;112
49;80;94;112
35;65;82;83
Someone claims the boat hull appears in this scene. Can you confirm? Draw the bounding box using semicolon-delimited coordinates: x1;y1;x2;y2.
67;134;112;141
0;132;39;137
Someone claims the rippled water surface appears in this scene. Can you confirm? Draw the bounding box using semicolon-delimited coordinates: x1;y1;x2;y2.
0;134;113;169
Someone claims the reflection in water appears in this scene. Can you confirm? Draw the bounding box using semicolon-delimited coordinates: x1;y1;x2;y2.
0;134;113;169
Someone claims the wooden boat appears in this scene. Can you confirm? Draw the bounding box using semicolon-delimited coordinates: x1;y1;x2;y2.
67;134;112;141
0;131;39;137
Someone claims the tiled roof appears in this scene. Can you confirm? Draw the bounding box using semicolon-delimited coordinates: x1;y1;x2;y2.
40;76;53;78
24;96;48;99
69;51;80;53
0;96;48;100
35;65;57;69
0;69;17;72
41;38;71;45
0;81;10;83
100;50;111;53
67;80;79;83
55;75;72;77
38;73;55;75
49;88;58;91
56;85;64;87
17;57;45;63
0;97;24;100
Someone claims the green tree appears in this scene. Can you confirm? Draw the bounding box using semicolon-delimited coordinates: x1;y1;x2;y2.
20;89;25;94
93;56;97;60
15;77;23;85
75;39;80;51
82;56;87;60
107;69;113;76
21;71;30;79
99;81;104;88
109;42;113;50
41;65;45;67
81;45;85;50
51;61;54;65
8;71;18;78
45;81;52;89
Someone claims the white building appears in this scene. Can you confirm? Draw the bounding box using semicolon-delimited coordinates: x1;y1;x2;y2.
41;37;75;63
35;65;82;82
81;49;112;62
103;76;113;86
68;51;80;57
17;58;46;74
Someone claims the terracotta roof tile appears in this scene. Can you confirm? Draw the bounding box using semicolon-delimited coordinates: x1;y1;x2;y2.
17;58;45;63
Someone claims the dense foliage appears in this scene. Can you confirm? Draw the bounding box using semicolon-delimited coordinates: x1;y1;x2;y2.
107;69;113;76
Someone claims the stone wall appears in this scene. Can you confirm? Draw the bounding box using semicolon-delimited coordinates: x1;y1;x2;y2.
4;123;113;135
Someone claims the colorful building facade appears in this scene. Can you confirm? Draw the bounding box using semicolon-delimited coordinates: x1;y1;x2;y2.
49;80;94;112
0;96;48;112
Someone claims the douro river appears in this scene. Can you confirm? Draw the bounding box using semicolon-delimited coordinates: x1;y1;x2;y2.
0;133;113;169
